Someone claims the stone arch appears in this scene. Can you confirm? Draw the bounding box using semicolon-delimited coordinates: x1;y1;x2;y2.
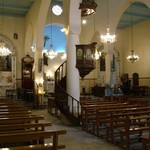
0;34;16;55
44;23;66;52
35;0;50;50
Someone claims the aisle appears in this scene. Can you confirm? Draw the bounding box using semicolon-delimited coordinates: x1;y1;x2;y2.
31;109;122;150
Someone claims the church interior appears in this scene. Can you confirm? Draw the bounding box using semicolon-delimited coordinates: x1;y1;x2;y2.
0;0;150;149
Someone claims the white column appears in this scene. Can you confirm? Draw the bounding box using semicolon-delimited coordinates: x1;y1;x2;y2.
67;33;80;101
34;47;44;95
105;44;113;85
67;0;81;111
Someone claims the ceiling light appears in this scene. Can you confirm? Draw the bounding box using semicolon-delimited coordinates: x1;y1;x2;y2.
52;0;63;16
47;44;57;60
100;28;116;44
127;50;139;63
47;4;58;60
0;0;11;56
127;2;139;63
0;42;11;56
100;0;116;44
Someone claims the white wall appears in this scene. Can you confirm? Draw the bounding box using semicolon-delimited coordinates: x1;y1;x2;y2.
120;19;150;85
79;0;150;87
0;16;25;79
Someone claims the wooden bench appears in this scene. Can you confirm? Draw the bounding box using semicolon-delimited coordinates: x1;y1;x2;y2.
0;115;44;125
0;143;65;150
105;109;150;143
81;102;136;132
0;98;67;150
0;110;31;115
0;122;52;134
0;130;67;149
118;115;150;149
82;103;138;134
141;135;150;150
95;106;150;139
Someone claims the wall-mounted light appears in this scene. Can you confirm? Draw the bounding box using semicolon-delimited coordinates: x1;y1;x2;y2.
61;27;69;35
82;19;87;25
61;52;67;60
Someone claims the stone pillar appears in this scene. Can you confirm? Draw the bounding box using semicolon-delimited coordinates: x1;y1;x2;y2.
105;44;113;85
34;47;44;95
67;0;81;112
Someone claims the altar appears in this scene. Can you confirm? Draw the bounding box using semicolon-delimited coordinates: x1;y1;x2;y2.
0;83;15;97
0;69;16;97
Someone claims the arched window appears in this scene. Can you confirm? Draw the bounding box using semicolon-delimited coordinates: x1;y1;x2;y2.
44;24;66;53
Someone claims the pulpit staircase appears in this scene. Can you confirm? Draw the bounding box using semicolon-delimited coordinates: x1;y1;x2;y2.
55;61;80;125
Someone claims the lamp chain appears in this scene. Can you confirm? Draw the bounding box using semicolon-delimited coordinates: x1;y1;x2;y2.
1;0;4;37
94;14;95;33
130;1;133;50
107;0;109;28
51;4;53;45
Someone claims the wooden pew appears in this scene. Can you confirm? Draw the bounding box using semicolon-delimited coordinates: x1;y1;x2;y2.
0;111;32;118
106;109;150;143
81;102;129;130
0;115;44;125
141;135;150;150
0;98;67;150
0;122;52;134
0;130;67;149
119;115;150;149
95;106;150;139
0;144;65;150
81;103;138;133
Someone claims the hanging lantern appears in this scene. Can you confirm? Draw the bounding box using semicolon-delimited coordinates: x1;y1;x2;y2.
79;0;97;17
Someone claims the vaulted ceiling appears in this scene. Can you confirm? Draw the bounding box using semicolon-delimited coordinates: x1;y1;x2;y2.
117;2;150;29
0;0;150;29
0;0;35;17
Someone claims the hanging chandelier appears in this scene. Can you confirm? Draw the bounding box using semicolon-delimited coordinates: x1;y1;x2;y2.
127;2;139;63
0;0;11;57
100;0;116;44
0;42;11;56
127;50;139;63
100;28;116;44
47;3;57;60
79;0;97;17
47;44;57;60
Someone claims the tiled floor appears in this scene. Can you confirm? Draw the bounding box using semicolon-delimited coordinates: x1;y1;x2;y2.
32;109;122;150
